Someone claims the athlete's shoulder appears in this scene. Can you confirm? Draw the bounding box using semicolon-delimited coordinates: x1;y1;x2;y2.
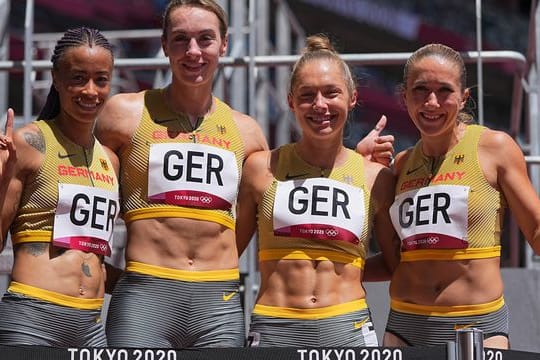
478;126;525;168
241;149;273;196
96;91;146;151
478;126;515;148
393;147;414;176
243;149;272;173
12;121;44;173
230;108;259;129
13;121;43;151
101;90;146;117
231;110;269;157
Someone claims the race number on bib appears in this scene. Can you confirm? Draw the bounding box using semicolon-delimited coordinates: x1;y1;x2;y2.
54;183;119;256
273;178;365;244
390;184;470;250
148;143;239;210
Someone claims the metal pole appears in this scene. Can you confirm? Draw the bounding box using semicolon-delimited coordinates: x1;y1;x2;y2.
532;0;540;193
527;0;540;268
229;0;247;113
0;50;527;72
23;0;34;123
242;0;258;336
0;0;9;123
447;341;457;360
456;328;484;360
275;1;292;147
0;0;11;305
476;0;484;125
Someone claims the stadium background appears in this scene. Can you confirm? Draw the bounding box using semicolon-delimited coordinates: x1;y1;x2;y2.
1;0;539;354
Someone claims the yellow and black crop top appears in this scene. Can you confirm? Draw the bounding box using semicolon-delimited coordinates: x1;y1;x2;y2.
257;143;373;269
11;119;118;244
120;89;245;230
390;125;506;262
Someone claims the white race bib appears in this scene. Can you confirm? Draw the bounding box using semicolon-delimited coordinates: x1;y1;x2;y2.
54;183;119;255
390;184;469;250
273;178;365;245
148;143;239;210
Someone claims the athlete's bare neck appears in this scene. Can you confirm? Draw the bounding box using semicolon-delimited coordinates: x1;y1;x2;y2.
54;115;95;149
166;83;214;128
295;136;347;170
421;121;466;158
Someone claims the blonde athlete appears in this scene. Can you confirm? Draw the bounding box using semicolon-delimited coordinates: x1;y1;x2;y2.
0;28;118;346
97;0;393;348
236;34;398;347
385;43;540;349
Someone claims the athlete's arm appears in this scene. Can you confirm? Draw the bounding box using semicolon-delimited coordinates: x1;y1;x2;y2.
0;123;43;251
362;161;400;281
236;150;271;256
104;261;124;294
233;111;269;158
483;129;540;254
95;92;143;154
232;111;268;255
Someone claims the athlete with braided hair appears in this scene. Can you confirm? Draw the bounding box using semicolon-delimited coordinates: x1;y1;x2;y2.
0;27;119;346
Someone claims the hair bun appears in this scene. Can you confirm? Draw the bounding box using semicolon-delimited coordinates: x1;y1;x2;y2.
303;34;335;54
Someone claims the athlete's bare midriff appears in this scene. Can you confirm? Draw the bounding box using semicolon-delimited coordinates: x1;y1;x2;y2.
389;257;503;305
256;259;365;308
125;217;239;271
11;244;106;299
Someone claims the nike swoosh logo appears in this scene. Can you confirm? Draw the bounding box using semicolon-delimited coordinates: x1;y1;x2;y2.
58;152;76;159
354;317;369;329
406;165;423;175
154;118;176;124
222;291;237;301
285;173;309;180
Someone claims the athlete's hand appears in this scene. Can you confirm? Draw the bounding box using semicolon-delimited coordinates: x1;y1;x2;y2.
356;115;394;167
0;109;17;181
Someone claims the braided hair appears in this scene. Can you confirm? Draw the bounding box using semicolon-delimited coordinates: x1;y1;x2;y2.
38;27;114;120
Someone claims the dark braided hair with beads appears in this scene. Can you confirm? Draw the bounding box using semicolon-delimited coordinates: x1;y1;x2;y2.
38;27;114;120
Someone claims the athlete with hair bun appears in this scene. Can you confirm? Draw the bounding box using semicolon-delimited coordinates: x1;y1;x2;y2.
236;34;399;347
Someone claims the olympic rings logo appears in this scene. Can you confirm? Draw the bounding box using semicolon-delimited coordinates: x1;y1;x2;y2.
99;244;108;252
200;196;212;204
427;236;439;245
325;229;338;237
